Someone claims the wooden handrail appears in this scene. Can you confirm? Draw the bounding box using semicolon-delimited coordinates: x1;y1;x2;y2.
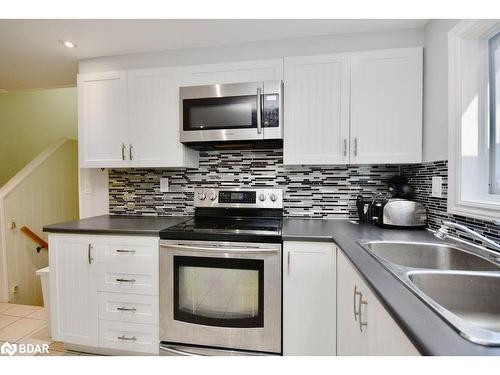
20;226;48;252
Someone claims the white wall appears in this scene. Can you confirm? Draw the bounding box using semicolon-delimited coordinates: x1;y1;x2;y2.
422;19;459;162
79;28;424;73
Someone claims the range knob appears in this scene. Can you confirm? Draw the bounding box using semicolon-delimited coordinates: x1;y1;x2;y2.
259;193;266;202
270;193;278;202
209;192;217;201
198;192;206;201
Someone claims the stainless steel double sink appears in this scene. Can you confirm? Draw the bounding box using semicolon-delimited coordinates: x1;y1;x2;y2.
357;240;500;346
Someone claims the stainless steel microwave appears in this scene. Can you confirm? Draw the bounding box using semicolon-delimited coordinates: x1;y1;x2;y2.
179;81;283;144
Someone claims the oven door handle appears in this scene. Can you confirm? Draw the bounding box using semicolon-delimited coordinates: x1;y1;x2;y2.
162;243;279;254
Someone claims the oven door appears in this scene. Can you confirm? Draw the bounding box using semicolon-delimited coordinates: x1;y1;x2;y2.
179;81;282;143
159;240;281;354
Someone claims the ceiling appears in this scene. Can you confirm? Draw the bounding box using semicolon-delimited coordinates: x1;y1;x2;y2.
0;19;428;91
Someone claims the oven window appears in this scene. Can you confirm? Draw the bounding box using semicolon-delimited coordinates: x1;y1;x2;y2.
173;256;264;328
183;95;257;130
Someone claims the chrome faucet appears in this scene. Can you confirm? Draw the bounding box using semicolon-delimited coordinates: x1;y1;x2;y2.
435;220;500;252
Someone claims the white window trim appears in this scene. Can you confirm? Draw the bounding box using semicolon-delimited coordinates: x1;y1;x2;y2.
448;19;500;222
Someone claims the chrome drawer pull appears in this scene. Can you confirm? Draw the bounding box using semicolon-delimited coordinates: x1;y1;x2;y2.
116;278;136;283
115;249;136;254
117;307;137;313
353;285;362;321
117;335;137;342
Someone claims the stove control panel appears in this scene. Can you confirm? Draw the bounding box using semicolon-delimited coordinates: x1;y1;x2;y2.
194;188;283;209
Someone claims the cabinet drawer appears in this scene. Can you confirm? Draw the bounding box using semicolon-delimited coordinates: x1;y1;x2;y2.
98;264;158;295
99;320;159;354
97;237;159;265
98;292;159;325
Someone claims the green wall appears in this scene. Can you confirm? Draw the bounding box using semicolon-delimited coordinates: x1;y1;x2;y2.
0;87;77;187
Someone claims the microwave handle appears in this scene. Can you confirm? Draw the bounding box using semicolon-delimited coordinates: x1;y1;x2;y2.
256;87;262;134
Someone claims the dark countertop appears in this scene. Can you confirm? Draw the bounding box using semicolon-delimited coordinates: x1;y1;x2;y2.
283;218;500;356
43;214;190;236
43;214;500;355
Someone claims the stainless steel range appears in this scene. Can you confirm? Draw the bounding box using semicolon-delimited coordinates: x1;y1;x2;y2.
159;188;283;355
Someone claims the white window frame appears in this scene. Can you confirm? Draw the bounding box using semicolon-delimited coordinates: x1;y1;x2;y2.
448;19;500;222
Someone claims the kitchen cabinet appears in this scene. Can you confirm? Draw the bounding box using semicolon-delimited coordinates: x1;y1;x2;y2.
78;71;129;168
284;53;350;165
49;233;160;354
350;47;423;164
49;234;99;347
180;58;284;86
78;70;197;169
283;241;336;356
283;47;422;165
127;68;198;168
336;249;419;355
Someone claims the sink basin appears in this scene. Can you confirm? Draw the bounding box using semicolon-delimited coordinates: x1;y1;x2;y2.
362;241;500;271
408;271;500;345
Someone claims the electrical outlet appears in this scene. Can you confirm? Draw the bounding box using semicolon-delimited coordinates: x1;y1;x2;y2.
432;176;443;198
160;178;169;193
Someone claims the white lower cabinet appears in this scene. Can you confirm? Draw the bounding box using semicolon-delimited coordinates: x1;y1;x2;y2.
336;249;419;356
99;320;159;355
49;234;159;355
283;241;337;355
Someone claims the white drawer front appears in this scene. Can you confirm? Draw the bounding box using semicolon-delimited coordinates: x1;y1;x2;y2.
98;264;158;295
98;292;159;325
99;320;159;354
97;237;159;265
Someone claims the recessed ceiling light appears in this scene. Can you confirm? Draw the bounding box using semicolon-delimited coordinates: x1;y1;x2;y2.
59;40;76;49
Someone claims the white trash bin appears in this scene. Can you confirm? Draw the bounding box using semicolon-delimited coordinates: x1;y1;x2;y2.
36;267;51;336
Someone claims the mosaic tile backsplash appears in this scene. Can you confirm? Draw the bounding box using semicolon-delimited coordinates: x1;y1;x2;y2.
109;149;400;218
401;160;500;249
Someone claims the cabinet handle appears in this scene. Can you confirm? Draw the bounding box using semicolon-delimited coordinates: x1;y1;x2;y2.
353;285;361;321
353;137;358;157
358;294;368;332
121;143;126;160
88;244;93;265
343;138;347;157
116;249;136;254
117;307;137;313
287;252;291;274
129;143;133;160
116;278;136;283
117;335;137;342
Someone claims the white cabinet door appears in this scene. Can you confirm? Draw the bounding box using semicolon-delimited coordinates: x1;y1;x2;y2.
337;249;419;356
49;234;98;346
350;47;423;164
128;68;198;168
181;58;284;86
336;248;370;355
284;54;350;165
283;241;336;356
78;71;129;168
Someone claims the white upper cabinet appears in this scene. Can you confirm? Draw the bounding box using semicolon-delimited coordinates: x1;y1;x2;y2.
180;58;284;86
350;47;423;164
78;71;129;168
284;53;350;165
128;68;198;168
78;70;197;169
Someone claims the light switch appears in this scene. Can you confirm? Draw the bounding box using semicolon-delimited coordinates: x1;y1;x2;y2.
432;176;443;198
160;178;169;193
83;181;92;194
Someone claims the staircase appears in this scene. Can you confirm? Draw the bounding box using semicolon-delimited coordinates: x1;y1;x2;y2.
0;139;79;305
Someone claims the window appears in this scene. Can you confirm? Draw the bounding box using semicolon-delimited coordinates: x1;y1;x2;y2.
448;20;500;221
490;32;500;195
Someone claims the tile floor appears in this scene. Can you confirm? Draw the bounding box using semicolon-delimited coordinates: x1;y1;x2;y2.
0;302;92;356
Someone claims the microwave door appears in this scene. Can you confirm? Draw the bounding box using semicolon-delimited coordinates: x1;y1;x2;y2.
180;82;265;143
